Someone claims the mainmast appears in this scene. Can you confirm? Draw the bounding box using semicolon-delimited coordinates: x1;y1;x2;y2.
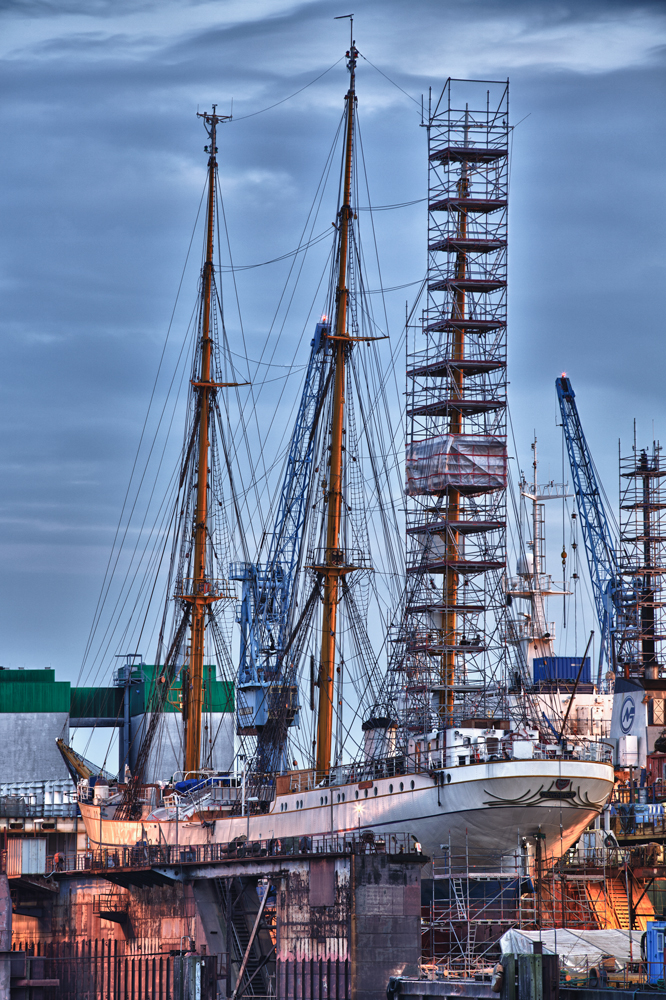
443;109;470;722
315;37;357;780
404;80;510;736
183;105;231;775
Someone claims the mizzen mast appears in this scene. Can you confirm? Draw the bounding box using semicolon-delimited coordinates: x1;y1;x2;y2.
315;38;358;780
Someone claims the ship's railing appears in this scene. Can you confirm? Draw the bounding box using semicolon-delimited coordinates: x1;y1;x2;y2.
44;831;422;875
337;739;612;782
504;620;555;642
505;574;567;593
532;739;613;763
77;782;161;808
284;770;317;793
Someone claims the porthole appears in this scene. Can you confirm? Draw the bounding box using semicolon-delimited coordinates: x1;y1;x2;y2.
337;794;340;803
325;795;328;804
342;793;345;802
374;787;378;796
447;774;452;784
355;791;359;800
364;789;368;798
320;796;324;805
410;780;415;790
399;782;404;791
389;784;393;793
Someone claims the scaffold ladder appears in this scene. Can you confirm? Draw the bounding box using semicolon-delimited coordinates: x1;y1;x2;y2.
451;878;468;920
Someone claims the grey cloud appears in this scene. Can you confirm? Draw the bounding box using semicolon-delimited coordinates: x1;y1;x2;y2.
0;0;663;692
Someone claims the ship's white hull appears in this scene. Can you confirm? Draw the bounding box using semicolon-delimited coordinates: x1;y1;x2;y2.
80;758;614;861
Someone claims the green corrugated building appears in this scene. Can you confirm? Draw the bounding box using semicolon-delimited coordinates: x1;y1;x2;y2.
0;664;235;782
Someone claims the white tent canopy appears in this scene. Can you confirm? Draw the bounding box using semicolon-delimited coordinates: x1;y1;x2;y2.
500;929;641;973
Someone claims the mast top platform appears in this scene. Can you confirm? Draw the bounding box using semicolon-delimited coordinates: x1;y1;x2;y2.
196;104;232;125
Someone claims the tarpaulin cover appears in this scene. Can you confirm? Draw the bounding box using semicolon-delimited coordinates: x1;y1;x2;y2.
405;434;506;496
499;928;640;973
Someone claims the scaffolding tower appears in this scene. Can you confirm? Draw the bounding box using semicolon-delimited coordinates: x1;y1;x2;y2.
616;437;666;679
421;840;654;976
397;79;510;735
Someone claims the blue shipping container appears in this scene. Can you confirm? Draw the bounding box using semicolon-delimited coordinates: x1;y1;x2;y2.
533;656;591;684
645;920;666;984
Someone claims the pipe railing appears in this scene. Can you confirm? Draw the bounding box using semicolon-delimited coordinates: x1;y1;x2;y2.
43;831;422;875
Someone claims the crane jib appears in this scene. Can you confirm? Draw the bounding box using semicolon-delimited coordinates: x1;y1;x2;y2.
556;376;620;686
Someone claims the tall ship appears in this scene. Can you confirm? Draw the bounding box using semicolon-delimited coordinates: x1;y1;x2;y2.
66;44;614;862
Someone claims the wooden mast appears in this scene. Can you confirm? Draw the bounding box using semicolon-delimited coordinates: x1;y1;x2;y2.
315;39;357;780
184;105;230;775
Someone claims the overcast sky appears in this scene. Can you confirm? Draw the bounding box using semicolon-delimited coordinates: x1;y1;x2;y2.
1;0;665;703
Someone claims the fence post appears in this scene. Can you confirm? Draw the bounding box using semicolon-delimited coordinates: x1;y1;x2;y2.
517;954;543;1000
501;954;515;1000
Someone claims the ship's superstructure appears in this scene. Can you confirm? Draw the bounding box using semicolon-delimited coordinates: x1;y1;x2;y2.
506;439;569;671
505;439;613;742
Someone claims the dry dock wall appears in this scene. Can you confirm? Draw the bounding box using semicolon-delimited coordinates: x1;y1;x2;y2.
7;844;424;999
351;854;421;1000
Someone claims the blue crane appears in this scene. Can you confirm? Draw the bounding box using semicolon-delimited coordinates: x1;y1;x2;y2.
556;376;620;686
230;321;329;750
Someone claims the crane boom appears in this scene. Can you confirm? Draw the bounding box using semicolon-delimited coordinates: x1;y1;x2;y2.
231;322;328;766
56;738;115;784
556;376;619;686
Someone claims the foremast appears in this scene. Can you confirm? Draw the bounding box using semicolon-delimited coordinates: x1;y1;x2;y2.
315;40;358;780
183;106;232;775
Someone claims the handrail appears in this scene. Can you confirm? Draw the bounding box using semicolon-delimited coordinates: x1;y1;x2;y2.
44;831;423;875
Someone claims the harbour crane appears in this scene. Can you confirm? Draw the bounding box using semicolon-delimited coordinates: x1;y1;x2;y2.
230;321;329;769
556;375;620;687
